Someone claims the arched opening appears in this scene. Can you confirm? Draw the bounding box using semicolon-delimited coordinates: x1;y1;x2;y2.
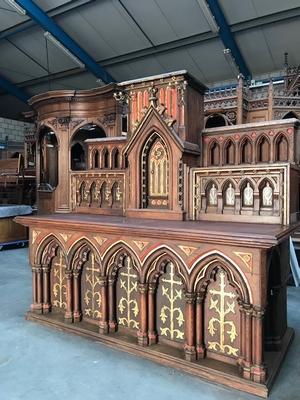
39;126;58;189
241;180;254;207
240;138;252;164
282;111;298;119
210;142;220;166
112;148;120;169
224;140;235;164
257;136;270;163
205;114;227;128
275;134;288;161
102;148;109;168
142;133;169;209
93;150;99;169
259;179;273;208
71;124;106;171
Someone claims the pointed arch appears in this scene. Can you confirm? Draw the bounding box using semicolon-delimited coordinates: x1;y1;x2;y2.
259;178;274;208
209;140;220;166
102;242;141;278
92;149;99;169
144;246;188;290
256;135;270;163
141;132;169;209
102;147;109;168
222;179;236;207
240;136;252;164
111;147;120;169
240;179;255;207
36;234;67;266
274;133;289;161
190;253;251;304
68;238;102;274
223;138;235;165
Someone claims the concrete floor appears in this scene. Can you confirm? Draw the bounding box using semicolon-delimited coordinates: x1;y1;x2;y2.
0;248;299;400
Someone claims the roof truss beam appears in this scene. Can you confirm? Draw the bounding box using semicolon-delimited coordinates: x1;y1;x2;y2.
0;74;29;103
13;0;114;83
205;0;251;79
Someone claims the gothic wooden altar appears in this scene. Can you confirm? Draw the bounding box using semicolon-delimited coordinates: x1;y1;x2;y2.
16;70;300;398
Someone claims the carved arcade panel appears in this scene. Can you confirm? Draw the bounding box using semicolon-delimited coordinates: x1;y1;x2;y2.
156;262;185;344
204;269;240;359
50;248;67;312
116;256;140;330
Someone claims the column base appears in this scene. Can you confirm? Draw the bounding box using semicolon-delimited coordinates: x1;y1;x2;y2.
31;303;43;314
184;345;197;362
99;321;109;334
64;312;73;323
73;312;82;323
251;365;267;383
148;332;158;345
109;321;117;333
196;345;206;359
137;331;148;347
242;365;252;380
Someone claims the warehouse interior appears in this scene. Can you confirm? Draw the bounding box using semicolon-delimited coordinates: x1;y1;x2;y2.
0;1;300;399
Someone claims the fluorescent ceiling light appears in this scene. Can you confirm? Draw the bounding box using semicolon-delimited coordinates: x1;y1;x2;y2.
4;0;26;15
44;31;85;69
223;48;239;75
196;0;219;33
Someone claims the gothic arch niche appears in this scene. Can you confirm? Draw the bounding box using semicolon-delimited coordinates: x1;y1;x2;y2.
141;133;169;209
259;179;274;209
105;248;141;334
282;111;298;119
39;126;58;189
102;148;109;168
100;181;111;207
240;137;252;164
146;251;188;348
274;134;288;161
71;242;102;325
39;239;68;315
256;136;270;163
205;180;218;208
209;141;220;166
112;147;120;169
89;181;98;206
93;149;99;169
241;180;254;208
223;139;235;165
222;180;236;208
192;257;250;366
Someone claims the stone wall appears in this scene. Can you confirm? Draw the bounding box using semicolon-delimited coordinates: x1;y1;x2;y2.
0;117;33;143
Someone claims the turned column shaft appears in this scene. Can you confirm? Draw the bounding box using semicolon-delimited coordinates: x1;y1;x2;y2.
138;283;148;346
65;272;73;322
184;293;196;361
253;309;264;366
196;296;205;358
245;311;252;364
99;278;108;334
73;273;81;322
42;265;51;313
32;267;37;306
148;285;157;345
108;279;117;332
36;267;43;305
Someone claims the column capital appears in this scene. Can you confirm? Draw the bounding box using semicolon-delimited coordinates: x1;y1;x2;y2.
185;292;196;304
148;283;156;294
138;283;148;294
252;306;265;319
99;276;107;287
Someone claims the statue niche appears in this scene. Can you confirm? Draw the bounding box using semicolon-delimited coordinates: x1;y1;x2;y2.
143;135;169;209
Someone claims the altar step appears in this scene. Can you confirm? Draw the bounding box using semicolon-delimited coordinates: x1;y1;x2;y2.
26;311;294;398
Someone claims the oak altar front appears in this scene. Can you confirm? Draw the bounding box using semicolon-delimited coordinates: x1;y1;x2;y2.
16;71;300;398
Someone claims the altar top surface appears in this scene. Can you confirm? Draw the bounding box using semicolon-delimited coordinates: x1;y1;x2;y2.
15;213;299;249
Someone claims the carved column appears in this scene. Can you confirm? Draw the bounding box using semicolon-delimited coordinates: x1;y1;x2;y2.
108;278;117;332
252;307;267;383
242;304;253;380
138;283;148;346
184;292;196;361
196;293;206;359
42;264;51;313
148;283;158;345
65;271;73;323
99;277;109;334
73;271;81;322
237;74;244;124
31;264;43;314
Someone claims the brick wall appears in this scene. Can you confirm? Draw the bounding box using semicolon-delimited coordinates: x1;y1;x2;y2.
0;117;34;143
